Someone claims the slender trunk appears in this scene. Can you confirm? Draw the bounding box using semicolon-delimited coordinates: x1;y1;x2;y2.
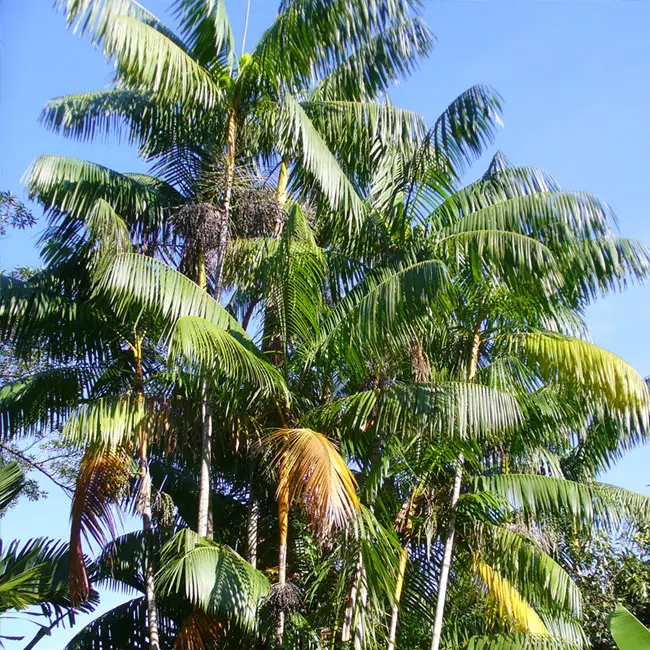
429;458;463;650
430;324;482;650
353;566;368;650
276;472;289;646
387;543;410;650
246;472;259;568
196;250;214;540
197;382;213;538
341;551;363;642
388;489;418;650
135;340;160;650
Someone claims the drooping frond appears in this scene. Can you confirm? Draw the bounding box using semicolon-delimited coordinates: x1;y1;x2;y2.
62;397;145;449
455;633;581;650
0;368;87;441
278;93;366;233
25;155;182;233
430;84;503;176
55;0;183;48
267;428;359;532
158;529;269;635
96;253;245;337
504;331;650;417
476;524;581;618
69;445;133;605
0;538;94;618
308;257;448;369
477;560;549;636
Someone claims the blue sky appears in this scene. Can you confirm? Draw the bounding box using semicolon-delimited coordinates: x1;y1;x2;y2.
1;1;650;647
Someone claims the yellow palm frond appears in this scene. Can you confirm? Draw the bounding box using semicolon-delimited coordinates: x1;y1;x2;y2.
477;559;549;636
268;428;359;532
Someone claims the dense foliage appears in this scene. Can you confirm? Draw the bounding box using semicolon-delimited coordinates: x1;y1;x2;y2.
1;1;650;649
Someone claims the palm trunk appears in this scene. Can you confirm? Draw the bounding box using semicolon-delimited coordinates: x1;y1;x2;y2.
430;324;482;650
196;251;214;540
135;339;160;650
246;474;259;568
276;472;289;646
197;381;213;538
341;551;363;642
353;566;368;650
387;543;410;650
429;459;463;650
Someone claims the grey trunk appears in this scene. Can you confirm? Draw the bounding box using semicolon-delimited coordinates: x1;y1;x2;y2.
429;456;464;650
197;382;213;538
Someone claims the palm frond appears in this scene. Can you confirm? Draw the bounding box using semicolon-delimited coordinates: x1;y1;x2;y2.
0;462;24;512
64;596;179;650
105;16;222;110
278;93;365;233
69;445;133;605
169;315;287;400
172;0;235;70
477;560;549;636
158;529;269;635
267;428;359;532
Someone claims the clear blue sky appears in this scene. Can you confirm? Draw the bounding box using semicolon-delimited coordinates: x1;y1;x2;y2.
1;1;650;647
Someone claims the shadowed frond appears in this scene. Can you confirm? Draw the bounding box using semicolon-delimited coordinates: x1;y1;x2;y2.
64;596;179;650
173;608;223;650
0;368;87;441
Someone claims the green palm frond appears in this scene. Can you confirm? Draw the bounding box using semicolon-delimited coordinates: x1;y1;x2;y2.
610;604;650;650
41;89;199;162
481;474;650;528
104;16;222;110
0;462;24;512
169;315;288;400
96;253;244;337
449;632;582;650
0;368;88;441
55;0;183;48
308;257;448;369
309;16;432;102
25;155;182;228
62;396;145;448
430;85;503;176
476;524;581;618
158;529;269;635
278;93;366;233
172;0;235;70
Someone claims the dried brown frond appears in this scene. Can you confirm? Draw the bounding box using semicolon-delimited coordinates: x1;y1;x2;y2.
267;428;359;535
69;445;132;605
173;609;223;650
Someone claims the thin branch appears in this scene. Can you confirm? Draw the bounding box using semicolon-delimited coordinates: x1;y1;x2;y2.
0;444;73;496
